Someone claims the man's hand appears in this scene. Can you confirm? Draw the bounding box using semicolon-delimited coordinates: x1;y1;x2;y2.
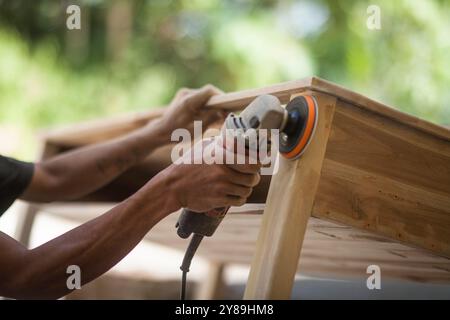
161;141;261;213
21;84;226;203
153;84;227;139
166;162;260;213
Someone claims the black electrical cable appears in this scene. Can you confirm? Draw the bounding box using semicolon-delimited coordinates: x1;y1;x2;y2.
180;270;187;300
179;233;204;300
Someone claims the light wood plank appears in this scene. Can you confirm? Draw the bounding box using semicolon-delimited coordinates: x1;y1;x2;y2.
244;92;336;299
194;262;225;300
310;77;450;141
313;98;450;257
42;77;449;148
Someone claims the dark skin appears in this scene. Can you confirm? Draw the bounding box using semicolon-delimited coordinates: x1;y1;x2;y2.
0;85;261;299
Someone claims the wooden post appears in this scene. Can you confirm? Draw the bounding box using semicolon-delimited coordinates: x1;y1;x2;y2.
244;92;336;299
195;262;225;300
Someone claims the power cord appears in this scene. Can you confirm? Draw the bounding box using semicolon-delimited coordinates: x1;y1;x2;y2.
179;233;204;300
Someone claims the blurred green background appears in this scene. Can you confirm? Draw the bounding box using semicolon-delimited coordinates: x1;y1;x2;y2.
0;0;449;159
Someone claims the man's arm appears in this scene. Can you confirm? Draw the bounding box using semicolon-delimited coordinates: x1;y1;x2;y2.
0;150;260;299
0;171;175;299
20;85;225;203
21;122;167;202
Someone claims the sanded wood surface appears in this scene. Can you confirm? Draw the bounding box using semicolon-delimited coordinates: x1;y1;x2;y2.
42;77;449;148
244;93;336;299
38;203;450;284
313;99;450;257
28;77;450;265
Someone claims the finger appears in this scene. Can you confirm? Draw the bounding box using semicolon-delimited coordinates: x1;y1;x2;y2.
226;195;246;207
219;110;229;117
227;162;261;174
225;169;260;187
223;183;253;198
203;84;224;95
185;84;223;110
219;147;260;170
215;110;229;122
172;87;194;104
221;133;261;163
201;109;228;128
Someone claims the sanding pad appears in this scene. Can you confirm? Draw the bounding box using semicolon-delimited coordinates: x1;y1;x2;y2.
279;95;318;160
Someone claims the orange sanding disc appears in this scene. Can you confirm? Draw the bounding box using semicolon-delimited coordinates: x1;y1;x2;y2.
279;95;318;160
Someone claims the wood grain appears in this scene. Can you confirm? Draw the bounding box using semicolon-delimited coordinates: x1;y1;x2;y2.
27;77;450;279
37;81;450;258
313;99;450;257
41;77;449;148
244;93;336;299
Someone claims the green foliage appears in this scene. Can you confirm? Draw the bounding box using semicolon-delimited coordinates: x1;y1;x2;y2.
0;0;449;158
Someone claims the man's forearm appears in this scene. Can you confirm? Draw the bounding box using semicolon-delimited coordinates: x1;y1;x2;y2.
23;119;168;202
2;171;177;299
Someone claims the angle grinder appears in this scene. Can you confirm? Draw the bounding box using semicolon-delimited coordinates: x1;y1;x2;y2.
176;94;318;299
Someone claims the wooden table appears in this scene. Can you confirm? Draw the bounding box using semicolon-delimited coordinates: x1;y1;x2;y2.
15;77;450;299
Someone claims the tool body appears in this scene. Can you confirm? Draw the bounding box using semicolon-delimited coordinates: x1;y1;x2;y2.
176;94;318;299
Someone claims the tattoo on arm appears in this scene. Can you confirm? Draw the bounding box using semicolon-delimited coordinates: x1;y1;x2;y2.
95;146;144;176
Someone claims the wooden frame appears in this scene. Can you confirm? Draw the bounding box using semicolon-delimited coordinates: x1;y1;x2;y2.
15;77;450;299
244;92;336;299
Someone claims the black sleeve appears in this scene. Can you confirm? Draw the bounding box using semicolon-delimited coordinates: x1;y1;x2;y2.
0;155;34;216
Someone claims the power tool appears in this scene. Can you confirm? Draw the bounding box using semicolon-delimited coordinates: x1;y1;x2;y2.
175;94;318;299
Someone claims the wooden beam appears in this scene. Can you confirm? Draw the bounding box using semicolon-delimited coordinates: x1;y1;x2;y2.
194;262;225;300
209;76;449;140
309;77;449;141
42;77;449;148
244;92;336;299
314;99;450;257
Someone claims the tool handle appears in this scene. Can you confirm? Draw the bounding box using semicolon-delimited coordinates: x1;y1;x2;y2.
176;207;230;238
